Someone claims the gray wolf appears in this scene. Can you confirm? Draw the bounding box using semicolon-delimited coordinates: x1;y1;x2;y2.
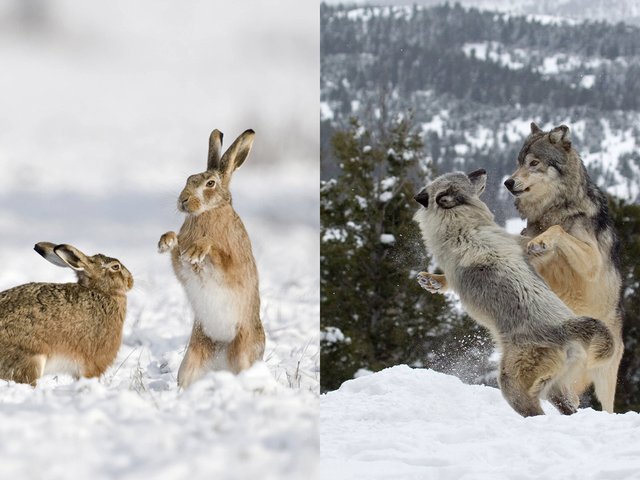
0;242;133;385
504;122;623;413
158;129;265;388
413;170;614;417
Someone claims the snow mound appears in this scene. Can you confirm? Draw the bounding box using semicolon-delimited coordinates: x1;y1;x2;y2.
321;365;640;480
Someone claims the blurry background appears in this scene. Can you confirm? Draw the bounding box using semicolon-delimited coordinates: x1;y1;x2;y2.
0;1;319;478
0;0;317;258
320;0;640;412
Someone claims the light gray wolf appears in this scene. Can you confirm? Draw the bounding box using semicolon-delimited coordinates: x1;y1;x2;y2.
158;129;265;388
413;170;614;417
504;122;623;413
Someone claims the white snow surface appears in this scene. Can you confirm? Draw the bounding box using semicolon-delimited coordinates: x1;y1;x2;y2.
0;1;319;478
321;365;640;480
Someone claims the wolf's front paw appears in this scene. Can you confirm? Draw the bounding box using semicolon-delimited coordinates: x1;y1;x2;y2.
417;272;444;294
158;231;178;253
527;238;550;256
527;226;562;256
182;240;211;265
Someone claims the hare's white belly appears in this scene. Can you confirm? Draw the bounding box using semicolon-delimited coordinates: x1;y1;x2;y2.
43;355;81;378
180;262;239;342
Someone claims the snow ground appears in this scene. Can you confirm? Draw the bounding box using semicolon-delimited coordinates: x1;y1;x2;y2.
321;365;640;480
0;1;319;478
0;197;319;480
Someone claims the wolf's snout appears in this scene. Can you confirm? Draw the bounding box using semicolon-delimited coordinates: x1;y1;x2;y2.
504;178;515;191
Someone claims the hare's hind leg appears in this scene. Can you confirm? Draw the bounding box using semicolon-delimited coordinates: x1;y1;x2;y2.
177;321;223;389
228;321;265;374
0;348;44;386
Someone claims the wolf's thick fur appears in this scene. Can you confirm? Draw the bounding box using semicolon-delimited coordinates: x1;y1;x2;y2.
504;123;623;412
414;170;614;417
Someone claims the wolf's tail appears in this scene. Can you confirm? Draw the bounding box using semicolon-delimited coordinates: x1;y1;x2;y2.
563;316;615;362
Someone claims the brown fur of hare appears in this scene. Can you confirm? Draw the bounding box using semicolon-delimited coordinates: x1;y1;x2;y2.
0;242;133;385
158;128;265;388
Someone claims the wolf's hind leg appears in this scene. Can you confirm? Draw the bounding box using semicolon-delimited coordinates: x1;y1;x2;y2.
547;384;579;415
498;369;544;417
499;347;567;417
592;349;623;413
417;272;448;294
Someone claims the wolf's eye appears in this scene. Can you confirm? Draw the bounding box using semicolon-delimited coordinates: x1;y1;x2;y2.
110;264;120;271
206;180;216;188
529;160;539;167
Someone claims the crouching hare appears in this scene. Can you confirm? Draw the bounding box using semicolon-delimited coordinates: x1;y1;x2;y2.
159;129;265;388
0;242;133;385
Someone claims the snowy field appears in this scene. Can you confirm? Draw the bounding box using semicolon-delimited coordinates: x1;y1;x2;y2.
0;1;318;479
321;366;640;480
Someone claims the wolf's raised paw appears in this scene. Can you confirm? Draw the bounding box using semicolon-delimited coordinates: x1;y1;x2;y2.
417;272;443;294
527;238;552;256
158;231;178;253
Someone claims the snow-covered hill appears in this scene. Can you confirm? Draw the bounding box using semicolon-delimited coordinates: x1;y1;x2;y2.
322;0;640;26
321;3;640;219
321;365;640;479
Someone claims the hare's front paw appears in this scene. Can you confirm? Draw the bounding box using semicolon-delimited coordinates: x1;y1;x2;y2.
182;240;211;265
158;231;178;253
417;272;446;294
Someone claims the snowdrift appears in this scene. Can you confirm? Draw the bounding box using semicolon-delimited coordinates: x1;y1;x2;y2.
321;365;640;480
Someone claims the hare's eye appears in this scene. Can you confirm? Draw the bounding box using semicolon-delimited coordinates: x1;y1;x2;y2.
110;264;120;271
206;180;216;188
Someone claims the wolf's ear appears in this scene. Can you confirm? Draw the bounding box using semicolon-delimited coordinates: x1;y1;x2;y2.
549;125;571;151
530;122;543;135
467;169;487;196
414;190;429;208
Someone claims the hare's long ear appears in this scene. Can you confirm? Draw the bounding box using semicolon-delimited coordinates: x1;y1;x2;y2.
219;129;255;176
52;244;90;271
207;129;224;171
34;242;69;268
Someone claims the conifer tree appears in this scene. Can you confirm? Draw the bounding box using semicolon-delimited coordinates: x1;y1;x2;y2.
609;198;640;412
320;117;488;391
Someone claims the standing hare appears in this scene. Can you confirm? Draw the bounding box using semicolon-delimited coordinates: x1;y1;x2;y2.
0;242;133;385
159;128;265;388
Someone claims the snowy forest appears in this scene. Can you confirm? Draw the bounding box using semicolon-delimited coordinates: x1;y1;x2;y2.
320;2;640;412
